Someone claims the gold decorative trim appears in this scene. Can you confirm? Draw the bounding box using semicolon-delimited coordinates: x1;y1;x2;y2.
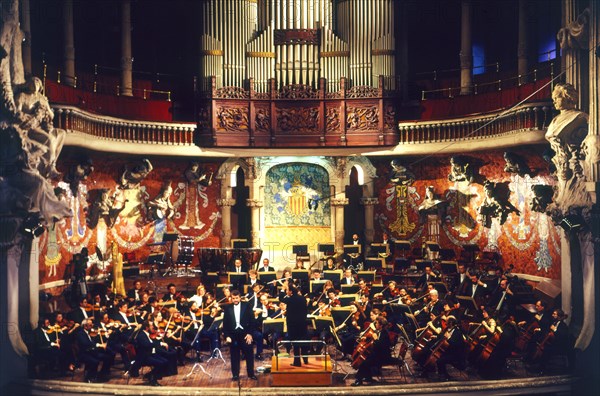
200;49;223;56
246;51;276;58
371;49;395;56
320;51;350;58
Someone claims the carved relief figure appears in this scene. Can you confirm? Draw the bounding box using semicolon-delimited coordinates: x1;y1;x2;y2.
544;83;591;218
448;155;474;183
120;158;153;189
530;185;554;213
64;158;94;195
503;151;531;176
478;181;520;228
14;76;65;178
87;189;127;229
389;159;415;186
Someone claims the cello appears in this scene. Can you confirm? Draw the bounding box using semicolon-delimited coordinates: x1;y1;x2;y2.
351;325;379;369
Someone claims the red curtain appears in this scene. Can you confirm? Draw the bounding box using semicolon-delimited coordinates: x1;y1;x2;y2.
45;79;173;122
418;78;552;120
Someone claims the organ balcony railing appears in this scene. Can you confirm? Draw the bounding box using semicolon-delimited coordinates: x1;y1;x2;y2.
195;76;400;148
51;100;554;152
52;105;197;146
397;100;554;145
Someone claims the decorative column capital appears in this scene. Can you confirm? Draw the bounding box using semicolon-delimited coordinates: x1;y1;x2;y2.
330;198;349;206
246;199;264;208
217;198;236;207
360;197;379;206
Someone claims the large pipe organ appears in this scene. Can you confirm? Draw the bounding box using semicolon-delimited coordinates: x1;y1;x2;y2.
198;0;396;92
197;0;400;148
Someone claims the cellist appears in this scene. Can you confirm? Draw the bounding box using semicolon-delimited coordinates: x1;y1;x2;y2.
351;316;391;386
432;316;466;381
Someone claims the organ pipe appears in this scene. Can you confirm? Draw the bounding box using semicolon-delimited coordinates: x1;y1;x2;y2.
198;0;395;91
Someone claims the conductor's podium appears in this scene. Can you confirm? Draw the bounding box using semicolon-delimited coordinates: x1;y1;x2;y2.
271;354;332;386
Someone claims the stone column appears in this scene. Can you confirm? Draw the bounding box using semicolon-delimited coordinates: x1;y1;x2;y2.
360;197;379;246
120;0;133;96
246;199;263;248
459;0;473;95
584;1;599;188
20;0;32;77
517;0;529;84
560;1;589;109
62;0;76;87
331;197;349;254
217;198;236;248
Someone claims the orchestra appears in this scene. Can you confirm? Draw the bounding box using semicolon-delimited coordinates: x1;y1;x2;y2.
33;246;574;387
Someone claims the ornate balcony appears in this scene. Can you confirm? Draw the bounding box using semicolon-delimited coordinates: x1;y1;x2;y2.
195;76;400;148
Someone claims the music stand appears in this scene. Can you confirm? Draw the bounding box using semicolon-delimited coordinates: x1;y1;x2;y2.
185;323;211;379
357;270;376;283
203;272;220;289
323;270;342;283
430;281;449;295
292;245;308;256
331;307;353;327
389;303;413;321
257;271;277;284
371;243;390;258
205;316;226;364
425;241;440;260
462;244;479;265
231;239;248;249
457;296;480;316
365;257;384;272
145;253;164;279
262;318;285;354
318;243;334;255
291;270;310;283
370;284;385;296
310;280;328;294
227;272;247;291
415;259;433;272
394;257;410;273
395;240;411;257
440;261;458;274
340;284;359;295
338;294;358;306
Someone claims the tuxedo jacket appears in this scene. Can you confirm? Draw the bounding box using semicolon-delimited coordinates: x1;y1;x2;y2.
222;302;253;337
258;266;275;272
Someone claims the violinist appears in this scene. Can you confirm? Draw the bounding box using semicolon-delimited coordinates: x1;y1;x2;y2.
398;288;413;305
358;293;372;319
415;289;443;325
380;280;400;304
188;284;207;308
433;316;466;382
352;316;391;386
161;283;183;307
75;318;115;383
52;312;78;372
335;302;364;360
246;282;262;310
33;317;63;376
357;278;370;298
341;268;356;285
110;301;141;342
220;285;233;305
98;312;131;372
69;297;94;324
137;292;154;315
326;288;341;307
130;321;169;386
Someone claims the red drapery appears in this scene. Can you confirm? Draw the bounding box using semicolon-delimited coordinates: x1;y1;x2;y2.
45;79;173;122
418;77;552;120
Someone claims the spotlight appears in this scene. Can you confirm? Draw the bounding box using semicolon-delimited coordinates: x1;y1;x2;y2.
559;214;585;233
21;215;45;238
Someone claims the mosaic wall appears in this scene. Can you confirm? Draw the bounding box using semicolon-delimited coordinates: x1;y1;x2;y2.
39;152;223;285
370;148;562;279
264;163;331;227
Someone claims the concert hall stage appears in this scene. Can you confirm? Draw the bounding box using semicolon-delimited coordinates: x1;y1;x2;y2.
29;276;576;395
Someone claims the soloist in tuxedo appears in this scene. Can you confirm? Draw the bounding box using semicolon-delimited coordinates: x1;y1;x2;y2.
222;290;257;380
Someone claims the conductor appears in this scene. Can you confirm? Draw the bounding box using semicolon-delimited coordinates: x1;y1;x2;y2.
223;290;257;381
283;284;309;366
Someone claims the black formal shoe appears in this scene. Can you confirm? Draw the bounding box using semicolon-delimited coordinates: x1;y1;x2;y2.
248;375;258;380
291;362;302;367
364;377;377;384
232;375;240;381
351;379;363;387
255;354;263;360
143;372;152;380
128;370;139;378
149;379;161;386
